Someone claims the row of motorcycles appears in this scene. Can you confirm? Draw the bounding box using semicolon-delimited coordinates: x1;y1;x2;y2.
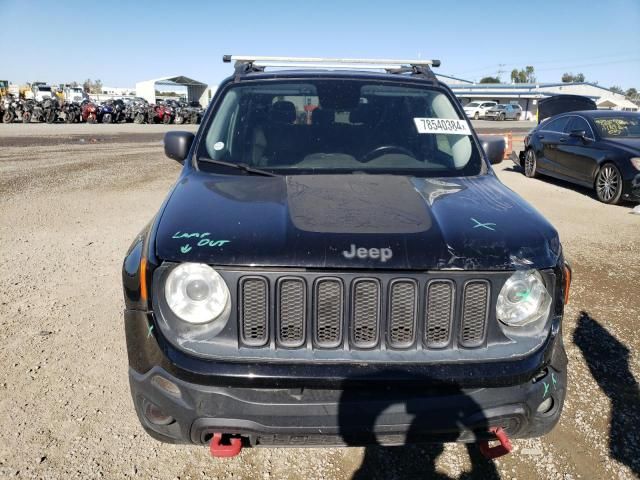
0;96;203;125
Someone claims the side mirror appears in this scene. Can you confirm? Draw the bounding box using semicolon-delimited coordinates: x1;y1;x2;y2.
164;131;195;163
478;135;506;165
569;129;587;140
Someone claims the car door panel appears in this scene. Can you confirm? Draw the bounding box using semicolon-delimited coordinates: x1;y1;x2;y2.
536;116;572;174
554;117;600;183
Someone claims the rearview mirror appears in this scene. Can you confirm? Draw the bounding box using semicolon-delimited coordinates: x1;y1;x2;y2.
164;131;195;163
477;135;506;165
569;129;587;139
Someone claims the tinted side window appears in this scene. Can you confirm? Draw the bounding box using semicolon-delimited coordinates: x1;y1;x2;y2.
543;116;571;133
566;117;592;136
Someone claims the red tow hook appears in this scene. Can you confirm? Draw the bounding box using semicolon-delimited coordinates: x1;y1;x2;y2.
478;427;513;459
209;433;243;458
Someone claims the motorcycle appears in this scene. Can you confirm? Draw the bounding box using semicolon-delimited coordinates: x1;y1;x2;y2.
98;101;114;124
2;95;16;123
112;99;128;123
41;97;60;124
81;101;98;123
23;99;43;123
132;101;148;123
61;102;81;123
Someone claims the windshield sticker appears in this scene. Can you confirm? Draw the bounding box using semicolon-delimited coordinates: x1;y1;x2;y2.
213;141;225;151
343;244;393;262
471;217;496;231
414;118;471;135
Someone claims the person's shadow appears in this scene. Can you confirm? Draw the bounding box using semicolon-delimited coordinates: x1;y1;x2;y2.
338;372;500;479
573;311;640;476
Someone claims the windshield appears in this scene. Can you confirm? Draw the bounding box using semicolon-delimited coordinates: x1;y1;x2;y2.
200;79;482;177
466;102;480;107
38;86;52;92
593;116;640;138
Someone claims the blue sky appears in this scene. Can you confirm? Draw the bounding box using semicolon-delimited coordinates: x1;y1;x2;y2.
1;0;639;90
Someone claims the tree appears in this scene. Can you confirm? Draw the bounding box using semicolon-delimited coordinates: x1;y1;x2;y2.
479;76;500;84
626;88;638;99
82;79;103;94
609;85;624;95
562;72;586;83
511;66;536;83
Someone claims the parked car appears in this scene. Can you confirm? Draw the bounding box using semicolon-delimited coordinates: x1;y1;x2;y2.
122;54;570;458
485;104;522;121
518;110;640;204
463;101;497;120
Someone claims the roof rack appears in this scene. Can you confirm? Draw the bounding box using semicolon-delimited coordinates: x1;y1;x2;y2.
223;55;441;80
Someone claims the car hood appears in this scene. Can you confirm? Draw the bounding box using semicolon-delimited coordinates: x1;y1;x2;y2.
155;172;561;270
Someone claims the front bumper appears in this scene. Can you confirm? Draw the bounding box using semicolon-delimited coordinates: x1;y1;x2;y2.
126;310;568;447
131;363;566;447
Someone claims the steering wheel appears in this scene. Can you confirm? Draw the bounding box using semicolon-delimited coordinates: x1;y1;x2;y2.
359;145;416;163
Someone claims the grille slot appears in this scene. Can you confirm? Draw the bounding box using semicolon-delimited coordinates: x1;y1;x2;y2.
460;281;489;348
277;278;306;347
314;279;344;348
388;280;417;348
351;279;380;348
425;281;454;348
240;277;269;346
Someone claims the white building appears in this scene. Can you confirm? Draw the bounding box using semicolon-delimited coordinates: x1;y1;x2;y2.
135;76;211;106
102;86;136;96
445;81;638;120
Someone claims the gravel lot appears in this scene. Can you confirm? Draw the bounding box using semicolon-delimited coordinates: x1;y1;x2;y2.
0;123;638;479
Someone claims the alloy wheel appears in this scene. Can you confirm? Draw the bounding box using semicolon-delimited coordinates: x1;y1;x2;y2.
596;165;621;203
524;150;536;177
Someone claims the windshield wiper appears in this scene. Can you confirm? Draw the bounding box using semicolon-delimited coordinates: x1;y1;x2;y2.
198;157;278;177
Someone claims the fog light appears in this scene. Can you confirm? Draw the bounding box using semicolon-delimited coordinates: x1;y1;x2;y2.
152;375;182;398
536;397;554;414
142;399;174;426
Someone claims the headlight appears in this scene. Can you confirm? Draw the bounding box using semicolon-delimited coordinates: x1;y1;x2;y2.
164;263;230;324
630;157;640;171
496;270;552;327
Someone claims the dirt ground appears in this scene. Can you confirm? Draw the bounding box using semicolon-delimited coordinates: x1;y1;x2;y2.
0;124;638;480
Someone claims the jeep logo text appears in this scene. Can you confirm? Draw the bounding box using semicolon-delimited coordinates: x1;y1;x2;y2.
342;244;393;262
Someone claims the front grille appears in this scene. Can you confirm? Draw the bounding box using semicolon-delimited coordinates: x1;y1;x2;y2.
425;281;454;348
278;278;306;347
351;280;380;348
388;281;417;348
460;281;489;347
315;279;343;348
238;274;491;352
240;277;268;346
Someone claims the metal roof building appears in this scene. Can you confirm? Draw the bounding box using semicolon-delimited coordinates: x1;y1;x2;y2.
444;81;638;120
135;76;212;106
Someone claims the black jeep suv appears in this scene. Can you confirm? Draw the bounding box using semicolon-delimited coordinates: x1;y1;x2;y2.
122;55;570;457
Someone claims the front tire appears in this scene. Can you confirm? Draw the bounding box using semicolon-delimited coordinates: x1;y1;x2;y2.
22;112;31;124
595;163;623;204
474;112;479;120
162;114;171;124
46;110;56;124
516;113;521;120
524;149;538;178
3;111;15;124
499;113;505;121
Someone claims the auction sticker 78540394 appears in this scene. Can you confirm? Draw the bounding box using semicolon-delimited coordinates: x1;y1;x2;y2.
413;117;471;135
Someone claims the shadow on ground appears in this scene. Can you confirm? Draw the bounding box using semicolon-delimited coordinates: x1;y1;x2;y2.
338;372;500;479
573;311;640;477
501;166;638;208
